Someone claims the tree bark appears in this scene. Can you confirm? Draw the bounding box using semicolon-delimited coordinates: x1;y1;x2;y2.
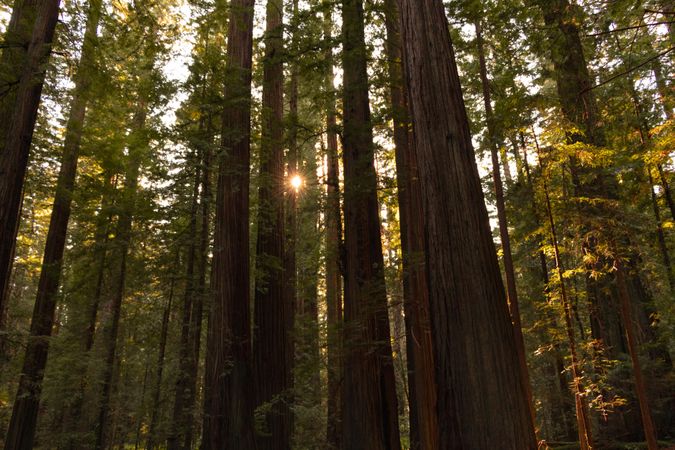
340;0;401;448
252;0;291;446
2;3;98;448
322;6;343;448
397;0;538;447
382;1;437;449
615;261;659;450
202;0;256;447
0;0;60;345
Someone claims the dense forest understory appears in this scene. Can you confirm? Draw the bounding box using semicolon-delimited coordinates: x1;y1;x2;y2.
0;0;673;448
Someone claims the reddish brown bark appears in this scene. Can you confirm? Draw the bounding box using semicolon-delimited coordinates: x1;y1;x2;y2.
382;1;437;449
252;0;291;446
397;0;538;447
201;0;256;447
615;262;659;450
0;0;60;343
322;6;343;447
340;0;401;448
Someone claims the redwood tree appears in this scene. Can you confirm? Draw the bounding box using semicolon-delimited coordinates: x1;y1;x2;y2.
340;0;401;448
397;0;538;447
252;0;292;446
0;0;61;340
2;1;101;447
201;0;257;447
382;1;438;448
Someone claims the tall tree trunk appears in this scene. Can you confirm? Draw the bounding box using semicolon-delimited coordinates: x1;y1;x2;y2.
95;106;146;450
283;0;299;442
521;137;576;442
535;138;594;450
0;0;60;344
201;0;256;447
340;0;401;448
474;19;535;426
146;268;176;450
614;262;659;450
322;6;343;447
382;1;437;449
183;120;212;450
252;0;290;447
169;149;202;450
397;1;537;447
3;2;99;448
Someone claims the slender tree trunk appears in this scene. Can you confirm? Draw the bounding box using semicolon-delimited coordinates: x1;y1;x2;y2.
535;138;593;450
202;0;256;447
340;1;401;449
322;6;343;447
382;2;437;449
397;0;537;447
95;106;147;450
284;0;299;442
614;261;659;450
183;120;212;450
474;19;535;426
521;139;576;441
146;269;176;450
0;0;60;344
3;3;98;448
169;150;202;450
252;0;290;447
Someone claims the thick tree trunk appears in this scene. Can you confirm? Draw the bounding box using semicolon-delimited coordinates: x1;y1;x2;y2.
95;106;146;450
475;19;535;426
0;0;60;343
340;1;401;449
382;1;437;449
201;0;256;447
2;3;99;448
322;7;343;447
252;0;291;446
397;1;538;447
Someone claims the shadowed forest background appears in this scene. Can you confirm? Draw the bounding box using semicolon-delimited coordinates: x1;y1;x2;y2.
0;0;673;448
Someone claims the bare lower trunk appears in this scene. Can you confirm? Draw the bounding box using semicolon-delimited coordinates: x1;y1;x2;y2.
202;0;256;447
615;262;659;450
383;2;437;448
398;0;537;447
340;1;401;448
252;0;291;446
